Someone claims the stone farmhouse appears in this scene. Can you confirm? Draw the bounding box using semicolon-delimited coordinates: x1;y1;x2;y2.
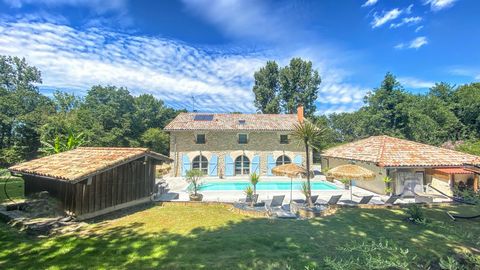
164;108;307;177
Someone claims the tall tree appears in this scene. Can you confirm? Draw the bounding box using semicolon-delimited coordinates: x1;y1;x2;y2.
453;83;480;137
279;58;321;117
0;56;54;164
252;61;280;113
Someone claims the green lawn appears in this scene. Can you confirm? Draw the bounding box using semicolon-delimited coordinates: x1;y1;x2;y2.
0;168;24;203
1;203;479;269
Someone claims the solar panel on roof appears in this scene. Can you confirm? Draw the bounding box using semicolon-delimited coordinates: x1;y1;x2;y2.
194;114;214;121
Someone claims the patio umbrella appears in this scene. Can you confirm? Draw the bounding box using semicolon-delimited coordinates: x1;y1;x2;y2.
272;163;307;202
326;164;376;200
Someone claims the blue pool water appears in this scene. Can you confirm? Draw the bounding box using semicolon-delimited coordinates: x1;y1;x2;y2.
196;181;339;191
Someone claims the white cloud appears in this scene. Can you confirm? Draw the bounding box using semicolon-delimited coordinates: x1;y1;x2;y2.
0;20;268;112
2;0;127;14
362;0;378;7
424;0;458;11
390;16;422;28
409;36;428;49
371;8;402;28
395;36;428;50
415;25;424;32
449;67;480;81
405;4;414;14
398;77;435;88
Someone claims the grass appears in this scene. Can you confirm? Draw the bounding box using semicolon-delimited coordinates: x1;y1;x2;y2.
0;168;23;203
0;203;479;269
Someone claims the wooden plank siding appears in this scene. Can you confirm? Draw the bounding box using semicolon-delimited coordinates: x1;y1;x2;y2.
22;157;158;216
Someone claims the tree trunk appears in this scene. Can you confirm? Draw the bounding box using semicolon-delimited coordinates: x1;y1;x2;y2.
305;140;313;207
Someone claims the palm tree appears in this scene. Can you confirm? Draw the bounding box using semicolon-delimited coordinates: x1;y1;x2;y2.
250;172;260;196
291;120;325;206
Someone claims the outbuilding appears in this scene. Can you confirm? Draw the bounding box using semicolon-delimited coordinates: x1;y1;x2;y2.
8;147;171;219
321;135;480;195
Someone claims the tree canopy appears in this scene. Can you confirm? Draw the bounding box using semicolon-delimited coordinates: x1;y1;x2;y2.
0;55;183;165
252;58;321;117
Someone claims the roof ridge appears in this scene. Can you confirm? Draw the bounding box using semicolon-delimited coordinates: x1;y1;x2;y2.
377;135;388;166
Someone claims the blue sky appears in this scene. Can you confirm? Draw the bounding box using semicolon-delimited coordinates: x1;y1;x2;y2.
0;0;478;114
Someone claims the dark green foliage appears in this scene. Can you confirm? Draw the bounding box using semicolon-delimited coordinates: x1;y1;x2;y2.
0;55;182;165
252;61;281;114
252;58;321;117
406;204;427;224
325;73;480;148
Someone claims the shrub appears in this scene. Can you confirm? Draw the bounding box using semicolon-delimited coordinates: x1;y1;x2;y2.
406;204;427;224
439;256;463;270
250;173;260;195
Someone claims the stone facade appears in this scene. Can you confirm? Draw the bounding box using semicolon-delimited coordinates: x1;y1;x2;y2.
169;130;306;177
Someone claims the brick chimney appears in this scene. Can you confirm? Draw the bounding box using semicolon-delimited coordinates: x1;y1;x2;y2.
297;105;304;123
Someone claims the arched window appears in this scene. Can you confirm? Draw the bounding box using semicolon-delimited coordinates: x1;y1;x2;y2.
235;155;250;175
192;155;208;174
276;155;291;166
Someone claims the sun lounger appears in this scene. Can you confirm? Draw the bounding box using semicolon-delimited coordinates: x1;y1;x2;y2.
340;195;373;205
293;195;319;204
315;195;342;205
382;195;400;205
263;195;285;212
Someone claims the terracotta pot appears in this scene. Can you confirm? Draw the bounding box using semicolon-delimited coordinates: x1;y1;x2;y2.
189;194;203;201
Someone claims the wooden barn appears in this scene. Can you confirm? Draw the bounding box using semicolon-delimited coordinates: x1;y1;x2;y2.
8;147;171;219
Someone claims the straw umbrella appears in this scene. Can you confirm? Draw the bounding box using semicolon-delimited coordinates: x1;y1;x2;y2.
272;163;307;203
326;164;376;200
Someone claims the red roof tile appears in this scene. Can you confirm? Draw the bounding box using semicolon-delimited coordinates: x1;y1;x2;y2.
164;113;299;131
9;147;171;182
322;135;480;167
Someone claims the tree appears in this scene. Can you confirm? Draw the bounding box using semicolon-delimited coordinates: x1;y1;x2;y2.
252;58;321;117
249;172;260;196
252;61;280;113
40;130;85;155
290;120;325;207
140;128;170;155
454;83;480;137
0;55;54;165
279;58;321;117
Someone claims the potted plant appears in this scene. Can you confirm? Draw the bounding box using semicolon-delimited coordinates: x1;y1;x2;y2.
250;172;260;196
186;169;204;201
383;176;393;196
244;185;254;207
340;178;350;190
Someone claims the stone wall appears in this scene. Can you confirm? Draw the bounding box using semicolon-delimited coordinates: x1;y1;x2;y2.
169;130;306;177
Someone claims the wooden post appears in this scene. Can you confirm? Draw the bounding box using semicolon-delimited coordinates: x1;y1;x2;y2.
474;175;479;192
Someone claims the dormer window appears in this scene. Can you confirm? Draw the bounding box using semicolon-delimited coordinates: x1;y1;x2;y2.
196;134;206;144
238;119;246;125
238;134;248;144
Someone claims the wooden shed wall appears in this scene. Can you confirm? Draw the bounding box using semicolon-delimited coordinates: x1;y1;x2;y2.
24;157;156;216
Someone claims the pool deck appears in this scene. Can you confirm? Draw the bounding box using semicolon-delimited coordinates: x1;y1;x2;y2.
159;175;450;204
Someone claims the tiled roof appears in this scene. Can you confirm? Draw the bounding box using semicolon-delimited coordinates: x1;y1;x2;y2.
164;113;299;131
9;147;171;182
322;135;480;167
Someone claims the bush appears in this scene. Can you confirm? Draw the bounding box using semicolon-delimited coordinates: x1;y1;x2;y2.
405;204;427;224
453;187;480;204
0;146;26;166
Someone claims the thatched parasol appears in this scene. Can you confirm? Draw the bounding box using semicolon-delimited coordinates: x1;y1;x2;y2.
272;163;307;203
326;164;376;200
272;163;306;178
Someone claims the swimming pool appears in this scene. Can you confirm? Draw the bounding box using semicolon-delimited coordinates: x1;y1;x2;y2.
195;180;339;191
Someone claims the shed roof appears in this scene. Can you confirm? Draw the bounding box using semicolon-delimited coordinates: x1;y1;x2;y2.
164;112;299;131
8;147;171;183
322;135;480;167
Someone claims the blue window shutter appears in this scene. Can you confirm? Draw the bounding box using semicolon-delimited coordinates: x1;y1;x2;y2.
267;155;275;176
209;154;218;176
252;155;260;175
182;154;190;176
225;155;234;176
294;155;303;165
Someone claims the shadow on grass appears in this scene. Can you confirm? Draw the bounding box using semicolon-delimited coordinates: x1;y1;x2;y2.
0;204;479;269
